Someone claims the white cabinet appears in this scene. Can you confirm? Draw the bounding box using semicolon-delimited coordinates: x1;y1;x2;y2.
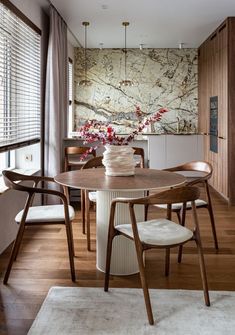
147;135;166;169
148;135;203;169
64;135;203;171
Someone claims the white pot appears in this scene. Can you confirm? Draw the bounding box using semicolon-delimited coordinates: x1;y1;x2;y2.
102;144;135;176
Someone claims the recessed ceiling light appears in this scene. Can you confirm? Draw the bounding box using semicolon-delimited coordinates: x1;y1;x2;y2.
179;42;186;49
101;4;108;10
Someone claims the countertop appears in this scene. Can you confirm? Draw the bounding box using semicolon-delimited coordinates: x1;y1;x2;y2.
64;133;202;141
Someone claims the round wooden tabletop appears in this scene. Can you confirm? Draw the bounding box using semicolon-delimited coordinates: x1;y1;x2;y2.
55;168;186;191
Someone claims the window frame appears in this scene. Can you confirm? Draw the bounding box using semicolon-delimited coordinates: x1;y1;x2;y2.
0;0;41;153
0;150;15;175
68;57;73;136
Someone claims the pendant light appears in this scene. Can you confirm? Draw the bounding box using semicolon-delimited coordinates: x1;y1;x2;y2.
79;21;92;86
119;22;134;87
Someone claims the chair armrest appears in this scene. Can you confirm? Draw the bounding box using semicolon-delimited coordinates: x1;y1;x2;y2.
33;176;55;182
33;176;56;187
111;196;147;206
31;186;67;202
3;170;55;183
13;183;68;204
28;175;55;185
16;175;55;188
163;167;177;172
186;178;204;186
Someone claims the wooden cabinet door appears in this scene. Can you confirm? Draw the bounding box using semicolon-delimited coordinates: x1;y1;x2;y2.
199;24;228;198
198;43;208;134
217;24;228;197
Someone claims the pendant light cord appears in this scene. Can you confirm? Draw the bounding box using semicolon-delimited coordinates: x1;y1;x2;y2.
124;24;127;81
85;24;87;81
119;22;133;87
82;22;90;83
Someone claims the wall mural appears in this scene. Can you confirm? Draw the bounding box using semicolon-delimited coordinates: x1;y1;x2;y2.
74;48;198;134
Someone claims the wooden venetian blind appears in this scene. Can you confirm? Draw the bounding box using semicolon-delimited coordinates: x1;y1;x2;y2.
0;0;41;152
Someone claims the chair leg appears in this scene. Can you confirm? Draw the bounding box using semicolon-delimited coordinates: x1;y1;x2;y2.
207;205;219;250
195;238;210;306
81;189;86;234
104;233;116;292
65;221;76;282
14;224;26;261
176;211;181;223
177;207;186;263
68;221;75;257
14;238;22;261
135;247;154;325
165;248;170;276
85;192;91;251
4;223;25;284
144;204;149;221
63;186;70;204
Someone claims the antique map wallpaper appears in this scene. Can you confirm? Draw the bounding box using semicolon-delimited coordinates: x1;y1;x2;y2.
74;48;198;134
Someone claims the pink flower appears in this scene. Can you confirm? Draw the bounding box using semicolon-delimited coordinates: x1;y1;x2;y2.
78;106;168;160
107;126;113;133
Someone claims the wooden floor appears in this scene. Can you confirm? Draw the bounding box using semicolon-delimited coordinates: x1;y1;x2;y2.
0;188;235;334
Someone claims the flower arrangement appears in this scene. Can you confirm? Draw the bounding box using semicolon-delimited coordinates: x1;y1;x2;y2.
78;106;168;159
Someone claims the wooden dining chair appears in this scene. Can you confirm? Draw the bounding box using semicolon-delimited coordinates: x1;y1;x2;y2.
132;147;145;168
132;147;149;220
64;146;96;172
64;146;96;234
2;170;76;283
104;186;210;325
82;149;146;251
153;161;218;262
81;156;104;251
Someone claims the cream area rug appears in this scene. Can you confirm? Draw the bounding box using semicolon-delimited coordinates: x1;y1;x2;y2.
28;287;235;335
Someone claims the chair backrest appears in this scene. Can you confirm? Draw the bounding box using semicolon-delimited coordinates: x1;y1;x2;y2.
65;146;96;156
64;146;96;171
2;170;35;193
129;186;200;206
164;161;213;181
132;147;145;168
119;186;200;227
82;156;104;170
2;170;67;208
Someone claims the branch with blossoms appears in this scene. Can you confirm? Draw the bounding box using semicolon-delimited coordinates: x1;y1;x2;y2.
78;106;168;160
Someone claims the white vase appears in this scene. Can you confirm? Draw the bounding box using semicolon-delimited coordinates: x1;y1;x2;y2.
102;144;136;176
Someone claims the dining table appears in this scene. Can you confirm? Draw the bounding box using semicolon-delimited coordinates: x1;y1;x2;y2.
55;168;186;276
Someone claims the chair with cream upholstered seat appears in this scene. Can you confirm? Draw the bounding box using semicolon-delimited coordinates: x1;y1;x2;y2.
132;147;145;168
2;170;76;284
82;149;146;251
64;146;96;172
154;161;218;262
104;186;210;325
81;156;104;250
64;146;96;234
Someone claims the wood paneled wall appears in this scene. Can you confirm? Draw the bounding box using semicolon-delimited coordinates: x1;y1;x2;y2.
227;18;235;205
198;18;235;203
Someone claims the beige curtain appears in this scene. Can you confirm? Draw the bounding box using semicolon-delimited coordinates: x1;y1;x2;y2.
45;5;68;180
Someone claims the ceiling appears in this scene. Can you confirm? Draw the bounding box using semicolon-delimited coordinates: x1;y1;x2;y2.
41;0;235;48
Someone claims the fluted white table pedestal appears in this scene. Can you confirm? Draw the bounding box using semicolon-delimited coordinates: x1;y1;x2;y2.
96;190;145;275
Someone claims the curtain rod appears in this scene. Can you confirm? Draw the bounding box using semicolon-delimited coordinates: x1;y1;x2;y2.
46;0;82;47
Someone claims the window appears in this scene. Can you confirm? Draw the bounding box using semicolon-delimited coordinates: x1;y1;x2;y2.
0;0;41;153
68;57;73;135
0;150;15;175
